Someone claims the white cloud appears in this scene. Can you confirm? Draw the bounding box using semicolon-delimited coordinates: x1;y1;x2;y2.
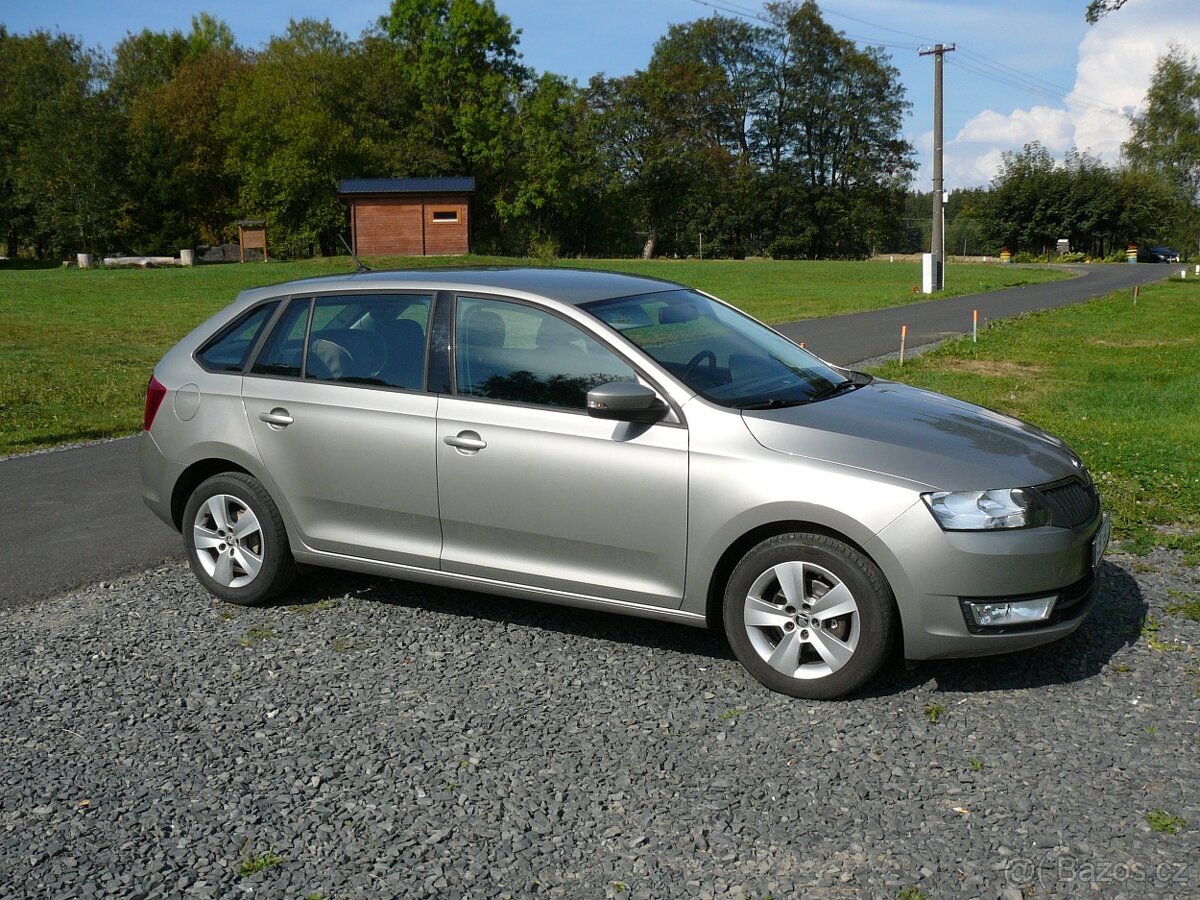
955;106;1075;150
941;0;1200;187
944;147;1007;189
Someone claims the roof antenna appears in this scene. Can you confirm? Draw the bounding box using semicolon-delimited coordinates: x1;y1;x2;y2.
338;232;370;273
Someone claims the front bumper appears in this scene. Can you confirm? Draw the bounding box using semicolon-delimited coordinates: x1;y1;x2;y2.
867;501;1106;661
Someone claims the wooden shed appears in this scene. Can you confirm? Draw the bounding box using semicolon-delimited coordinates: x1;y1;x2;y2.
338;177;475;257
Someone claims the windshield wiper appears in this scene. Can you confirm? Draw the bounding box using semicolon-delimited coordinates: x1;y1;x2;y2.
808;372;872;402
734;398;811;410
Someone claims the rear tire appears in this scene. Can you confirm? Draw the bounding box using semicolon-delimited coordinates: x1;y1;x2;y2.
723;532;896;700
182;473;297;606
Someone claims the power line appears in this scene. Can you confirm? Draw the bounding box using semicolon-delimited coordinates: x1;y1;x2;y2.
685;0;1127;117
816;3;1124;115
949;56;1124;116
956;49;1115;111
817;3;940;44
684;0;920;50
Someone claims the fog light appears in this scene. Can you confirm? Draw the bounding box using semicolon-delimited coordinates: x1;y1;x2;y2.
965;596;1057;628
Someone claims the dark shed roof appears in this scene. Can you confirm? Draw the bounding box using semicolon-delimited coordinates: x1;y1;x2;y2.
338;177;476;196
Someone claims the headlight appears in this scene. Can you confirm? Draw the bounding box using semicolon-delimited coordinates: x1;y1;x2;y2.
922;488;1050;530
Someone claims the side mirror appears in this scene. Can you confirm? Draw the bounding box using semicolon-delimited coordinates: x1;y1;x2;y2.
587;382;668;424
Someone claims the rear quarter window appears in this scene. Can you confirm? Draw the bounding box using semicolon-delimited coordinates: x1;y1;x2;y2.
196;302;279;373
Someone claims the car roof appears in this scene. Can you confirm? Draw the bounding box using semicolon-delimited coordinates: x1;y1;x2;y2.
233;266;686;307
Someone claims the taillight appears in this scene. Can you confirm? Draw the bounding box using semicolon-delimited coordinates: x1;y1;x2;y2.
144;376;168;430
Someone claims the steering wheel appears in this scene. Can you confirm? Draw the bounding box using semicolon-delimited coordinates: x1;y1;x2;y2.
682;349;718;383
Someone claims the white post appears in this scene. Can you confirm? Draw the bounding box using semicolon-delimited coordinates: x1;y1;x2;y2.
921;253;934;294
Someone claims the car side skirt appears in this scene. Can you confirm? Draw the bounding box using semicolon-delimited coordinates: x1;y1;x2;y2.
292;548;710;628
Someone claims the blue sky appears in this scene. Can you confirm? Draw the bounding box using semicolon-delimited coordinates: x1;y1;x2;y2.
4;0;1198;189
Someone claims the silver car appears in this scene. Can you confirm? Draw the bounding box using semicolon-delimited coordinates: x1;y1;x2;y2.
139;268;1109;699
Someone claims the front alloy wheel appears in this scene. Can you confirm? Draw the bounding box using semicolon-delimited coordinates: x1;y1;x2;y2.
743;559;860;680
724;533;897;699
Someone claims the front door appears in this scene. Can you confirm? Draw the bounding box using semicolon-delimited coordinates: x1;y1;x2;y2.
436;295;688;607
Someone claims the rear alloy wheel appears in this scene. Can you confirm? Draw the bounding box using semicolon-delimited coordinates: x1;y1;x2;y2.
183;473;296;605
723;533;896;699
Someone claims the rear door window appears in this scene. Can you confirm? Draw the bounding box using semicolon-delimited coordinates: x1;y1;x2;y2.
250;299;311;378
306;295;432;390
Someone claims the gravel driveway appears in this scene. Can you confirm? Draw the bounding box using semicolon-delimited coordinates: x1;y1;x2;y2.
2;551;1197;899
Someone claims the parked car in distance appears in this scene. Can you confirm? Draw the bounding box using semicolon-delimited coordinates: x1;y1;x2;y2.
139;268;1108;699
1141;246;1180;263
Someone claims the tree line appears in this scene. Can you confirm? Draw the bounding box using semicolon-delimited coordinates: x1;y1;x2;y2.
0;1;1195;262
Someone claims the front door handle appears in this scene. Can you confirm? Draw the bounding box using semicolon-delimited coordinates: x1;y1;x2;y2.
443;431;487;453
258;408;294;428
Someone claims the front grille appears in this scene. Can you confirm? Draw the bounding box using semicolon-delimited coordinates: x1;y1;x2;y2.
1038;479;1100;529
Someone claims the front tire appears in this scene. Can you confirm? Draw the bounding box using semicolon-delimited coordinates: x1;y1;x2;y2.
182;473;297;606
723;533;896;700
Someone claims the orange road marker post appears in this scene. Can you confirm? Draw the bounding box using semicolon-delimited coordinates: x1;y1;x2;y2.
1133;285;1139;305
900;324;908;366
972;309;978;343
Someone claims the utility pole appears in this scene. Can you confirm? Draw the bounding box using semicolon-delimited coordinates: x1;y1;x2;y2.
920;43;955;291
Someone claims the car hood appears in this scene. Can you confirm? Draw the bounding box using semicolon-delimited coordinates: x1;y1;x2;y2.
740;380;1082;491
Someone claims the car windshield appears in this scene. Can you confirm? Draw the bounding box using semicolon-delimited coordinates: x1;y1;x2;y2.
583;289;853;409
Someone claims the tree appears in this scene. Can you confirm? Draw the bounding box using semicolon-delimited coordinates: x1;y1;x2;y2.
127;48;247;251
381;0;530;249
1085;1;1128;23
985;142;1061;253
108;28;189;110
1124;44;1200;256
644;16;767;256
0;28;123;257
492;73;611;255
587;68;716;259
222;20;361;256
756;1;913;257
984;142;1172;257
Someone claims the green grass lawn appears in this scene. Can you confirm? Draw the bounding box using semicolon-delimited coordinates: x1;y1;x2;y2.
869;277;1200;559
0;255;1066;454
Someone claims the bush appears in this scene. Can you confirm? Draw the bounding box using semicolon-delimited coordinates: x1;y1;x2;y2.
528;234;560;264
767;236;809;260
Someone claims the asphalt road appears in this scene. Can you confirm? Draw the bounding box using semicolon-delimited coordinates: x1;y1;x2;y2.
0;263;1169;608
777;262;1166;365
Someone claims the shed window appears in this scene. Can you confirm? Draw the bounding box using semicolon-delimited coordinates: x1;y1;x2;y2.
431;209;459;223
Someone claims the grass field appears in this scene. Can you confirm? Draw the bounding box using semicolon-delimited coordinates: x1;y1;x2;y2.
870;277;1200;559
0;255;1067;454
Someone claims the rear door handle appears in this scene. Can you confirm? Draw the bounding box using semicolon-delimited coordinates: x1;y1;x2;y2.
443;431;487;452
258;408;294;428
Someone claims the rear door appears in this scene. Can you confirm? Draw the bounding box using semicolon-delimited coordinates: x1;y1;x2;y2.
242;292;441;568
435;295;689;607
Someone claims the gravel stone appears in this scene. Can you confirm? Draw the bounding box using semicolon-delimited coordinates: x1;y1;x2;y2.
0;549;1197;897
